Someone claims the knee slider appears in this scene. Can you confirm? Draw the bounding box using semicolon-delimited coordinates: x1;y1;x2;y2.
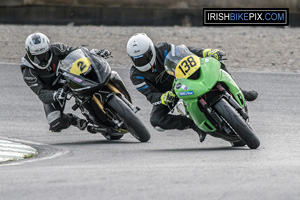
150;115;165;129
47;111;65;131
150;117;165;132
149;115;159;128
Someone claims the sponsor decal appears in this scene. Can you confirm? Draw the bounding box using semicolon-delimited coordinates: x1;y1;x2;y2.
181;85;188;90
24;76;37;84
176;83;188;90
179;91;194;96
46;111;61;123
24;76;36;81
152;101;162;105
73;77;82;83
176;83;182;89
34;48;46;53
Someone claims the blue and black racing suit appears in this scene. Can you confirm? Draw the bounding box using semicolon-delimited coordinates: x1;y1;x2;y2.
130;42;230;131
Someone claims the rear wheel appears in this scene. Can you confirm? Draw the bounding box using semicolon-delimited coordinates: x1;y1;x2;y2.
214;98;260;149
106;95;151;142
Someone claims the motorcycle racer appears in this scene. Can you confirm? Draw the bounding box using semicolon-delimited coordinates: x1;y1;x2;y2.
127;33;258;142
21;32;111;132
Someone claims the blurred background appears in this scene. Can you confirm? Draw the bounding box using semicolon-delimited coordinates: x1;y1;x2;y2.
0;0;299;26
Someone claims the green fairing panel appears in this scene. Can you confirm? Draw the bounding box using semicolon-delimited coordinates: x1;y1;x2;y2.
174;57;245;132
174;57;221;132
185;100;216;132
219;70;245;107
174;57;221;100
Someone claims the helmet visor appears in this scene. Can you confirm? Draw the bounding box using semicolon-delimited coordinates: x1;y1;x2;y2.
33;50;52;67
130;47;153;67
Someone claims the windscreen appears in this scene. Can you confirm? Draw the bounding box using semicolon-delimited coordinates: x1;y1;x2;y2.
164;45;196;77
58;49;91;75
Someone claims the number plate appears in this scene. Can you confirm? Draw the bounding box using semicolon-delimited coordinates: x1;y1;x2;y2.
70;57;91;76
175;55;200;79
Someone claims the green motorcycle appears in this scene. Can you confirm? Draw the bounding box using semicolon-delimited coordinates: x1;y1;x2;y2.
164;45;260;149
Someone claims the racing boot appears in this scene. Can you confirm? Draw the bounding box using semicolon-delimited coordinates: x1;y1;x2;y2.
66;114;88;130
87;125;97;134
241;89;258;101
188;120;206;142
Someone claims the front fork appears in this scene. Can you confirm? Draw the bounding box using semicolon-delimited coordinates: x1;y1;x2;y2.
86;83;140;133
215;84;249;121
106;83;140;113
198;84;249;132
182;83;249;133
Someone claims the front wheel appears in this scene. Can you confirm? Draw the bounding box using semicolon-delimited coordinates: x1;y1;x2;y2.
214;98;260;149
106;95;151;142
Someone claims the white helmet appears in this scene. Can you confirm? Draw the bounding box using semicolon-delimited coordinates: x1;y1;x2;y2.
25;33;53;70
126;33;156;72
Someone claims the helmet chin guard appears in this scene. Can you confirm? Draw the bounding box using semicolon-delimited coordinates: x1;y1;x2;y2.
31;52;53;70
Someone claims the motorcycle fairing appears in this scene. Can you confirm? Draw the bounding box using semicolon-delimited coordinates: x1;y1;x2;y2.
63;71;101;96
81;48;111;87
174;57;246;132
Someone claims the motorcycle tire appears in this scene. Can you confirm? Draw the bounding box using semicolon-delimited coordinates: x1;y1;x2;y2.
106;95;151;142
214;98;260;149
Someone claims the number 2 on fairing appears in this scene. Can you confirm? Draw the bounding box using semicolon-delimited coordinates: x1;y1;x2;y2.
70;57;91;76
77;61;84;71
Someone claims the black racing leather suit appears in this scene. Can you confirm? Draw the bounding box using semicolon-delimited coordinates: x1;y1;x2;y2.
130;42;229;131
21;43;77;131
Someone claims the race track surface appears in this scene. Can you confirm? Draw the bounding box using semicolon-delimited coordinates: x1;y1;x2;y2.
0;63;300;200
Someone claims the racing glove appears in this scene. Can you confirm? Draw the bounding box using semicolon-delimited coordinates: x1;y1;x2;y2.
97;49;111;59
161;91;176;106
202;49;226;60
53;88;66;102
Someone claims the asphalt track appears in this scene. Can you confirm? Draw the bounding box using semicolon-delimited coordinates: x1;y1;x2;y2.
0;63;300;200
